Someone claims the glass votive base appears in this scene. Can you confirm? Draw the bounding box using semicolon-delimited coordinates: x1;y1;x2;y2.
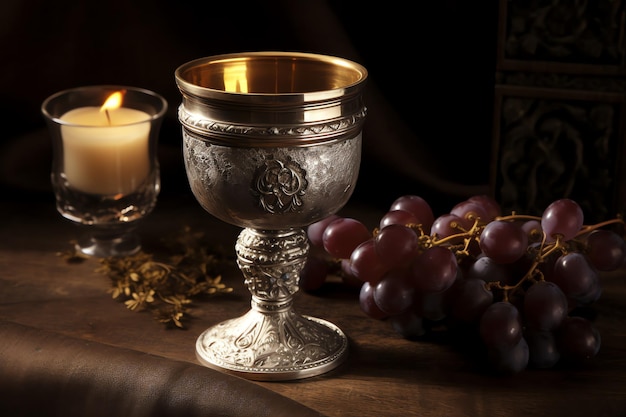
75;224;141;258
54;167;160;257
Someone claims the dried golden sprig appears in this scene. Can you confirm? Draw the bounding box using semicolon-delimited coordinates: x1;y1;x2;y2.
60;228;234;328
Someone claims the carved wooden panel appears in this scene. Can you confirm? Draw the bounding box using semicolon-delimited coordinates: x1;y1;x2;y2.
492;0;626;223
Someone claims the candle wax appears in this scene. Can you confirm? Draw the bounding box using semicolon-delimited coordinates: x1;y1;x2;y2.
60;107;151;196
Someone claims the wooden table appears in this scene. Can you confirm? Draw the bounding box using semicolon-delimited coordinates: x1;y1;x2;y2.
1;195;625;417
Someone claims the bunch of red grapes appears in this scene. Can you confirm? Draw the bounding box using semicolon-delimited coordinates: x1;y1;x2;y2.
302;194;626;374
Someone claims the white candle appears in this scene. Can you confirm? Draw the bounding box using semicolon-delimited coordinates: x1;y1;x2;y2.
60;106;151;196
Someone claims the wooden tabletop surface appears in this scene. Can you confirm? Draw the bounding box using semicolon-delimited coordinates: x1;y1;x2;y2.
1;195;625;417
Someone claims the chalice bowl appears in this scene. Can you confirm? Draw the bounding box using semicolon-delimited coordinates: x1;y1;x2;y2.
175;52;368;380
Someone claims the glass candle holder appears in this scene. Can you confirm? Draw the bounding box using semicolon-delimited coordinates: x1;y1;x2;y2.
42;85;167;257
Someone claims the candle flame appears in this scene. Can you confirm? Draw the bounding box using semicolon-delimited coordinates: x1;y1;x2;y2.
100;90;126;112
223;63;248;93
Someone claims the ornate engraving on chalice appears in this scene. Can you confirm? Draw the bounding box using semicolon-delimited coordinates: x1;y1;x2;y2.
176;52;368;380
253;155;307;214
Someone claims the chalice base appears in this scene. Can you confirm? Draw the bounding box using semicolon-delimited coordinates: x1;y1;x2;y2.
195;307;348;381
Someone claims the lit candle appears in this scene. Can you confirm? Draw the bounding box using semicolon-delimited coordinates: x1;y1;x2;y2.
60;91;151;196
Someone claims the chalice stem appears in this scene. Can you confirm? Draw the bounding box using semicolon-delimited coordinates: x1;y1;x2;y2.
195;228;348;380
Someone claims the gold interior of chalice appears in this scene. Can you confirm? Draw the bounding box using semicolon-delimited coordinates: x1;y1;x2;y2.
176;51;366;94
175;51;368;130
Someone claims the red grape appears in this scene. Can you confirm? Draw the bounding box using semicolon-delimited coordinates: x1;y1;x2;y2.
359;282;388;320
571;277;602;307
339;259;358;283
466;255;515;284
430;213;466;241
307;214;340;247
450;200;490;228
549;252;598;302
521;220;543;243
487;337;529;374
389;195;435;231
408;246;458;293
322;217;371;259
525;328;560;369
390;310;426;339
300;255;330;292
541;198;584;242
479;301;523;349
479;220;528;264
373;268;415;316
584;229;626;271
349;238;388;284
444;278;493;324
523;281;568;331
375;224;419;268
556;316;601;362
379;209;419;230
468;194;502;221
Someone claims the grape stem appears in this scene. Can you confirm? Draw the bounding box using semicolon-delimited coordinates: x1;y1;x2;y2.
496;213;541;222
429;214;625;303
486;234;563;301
484;216;624;302
430;220;480;252
372;213;624;304
576;217;624;237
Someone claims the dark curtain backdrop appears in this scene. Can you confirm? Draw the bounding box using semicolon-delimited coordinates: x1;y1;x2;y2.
0;0;498;215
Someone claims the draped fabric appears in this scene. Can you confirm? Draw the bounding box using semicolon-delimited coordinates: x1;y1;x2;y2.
0;321;326;417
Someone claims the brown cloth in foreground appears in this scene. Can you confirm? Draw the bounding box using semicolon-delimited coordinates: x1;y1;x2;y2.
0;321;327;417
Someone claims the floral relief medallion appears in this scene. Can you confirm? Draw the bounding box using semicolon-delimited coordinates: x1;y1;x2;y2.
253;155;308;214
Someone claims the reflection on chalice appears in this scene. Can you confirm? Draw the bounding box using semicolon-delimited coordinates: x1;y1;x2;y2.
175;52;368;380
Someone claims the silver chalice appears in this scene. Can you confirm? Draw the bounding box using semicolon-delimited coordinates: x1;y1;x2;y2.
175;52;368;380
